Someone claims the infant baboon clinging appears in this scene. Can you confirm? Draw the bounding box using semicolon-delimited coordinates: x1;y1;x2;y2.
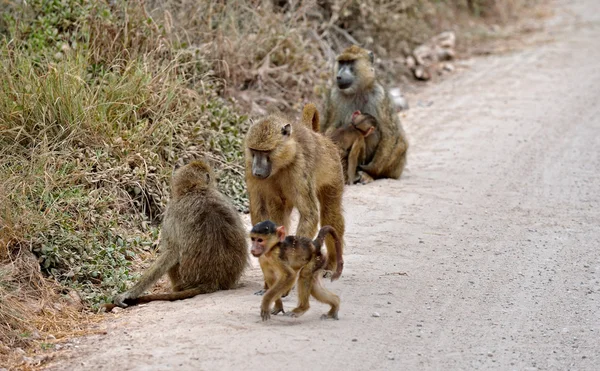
328;110;379;185
250;221;343;321
321;45;408;182
245;103;345;287
106;160;248;311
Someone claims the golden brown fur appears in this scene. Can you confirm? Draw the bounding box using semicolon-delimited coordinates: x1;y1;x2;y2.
107;160;248;311
249;221;343;321
321;45;408;181
328;111;379;184
245;104;345;278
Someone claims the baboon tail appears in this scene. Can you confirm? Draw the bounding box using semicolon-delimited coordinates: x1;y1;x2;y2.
103;287;205;312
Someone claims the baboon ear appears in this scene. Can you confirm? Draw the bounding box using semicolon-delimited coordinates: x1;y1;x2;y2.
281;124;292;136
276;226;286;242
368;51;374;64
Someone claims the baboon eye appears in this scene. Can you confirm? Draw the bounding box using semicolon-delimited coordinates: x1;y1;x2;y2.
368;51;374;63
251;237;255;242
257;238;264;243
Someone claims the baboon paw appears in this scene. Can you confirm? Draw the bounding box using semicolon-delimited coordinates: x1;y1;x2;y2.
112;294;130;308
322;270;333;279
320;313;339;320
261;310;271;321
271;307;284;315
357;171;374;184
254;289;267;296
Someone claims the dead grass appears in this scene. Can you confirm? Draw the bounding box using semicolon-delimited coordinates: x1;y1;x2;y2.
0;0;545;368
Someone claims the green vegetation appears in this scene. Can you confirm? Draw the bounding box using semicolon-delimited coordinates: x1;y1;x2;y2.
0;0;538;366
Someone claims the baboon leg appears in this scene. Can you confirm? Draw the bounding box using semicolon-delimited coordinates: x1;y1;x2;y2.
248;187;269;225
263;266;285;314
168;263;183;291
287;267;314;317
261;269;297;321
318;186;345;272
311;276;340;320
295;187;320;239
384;135;408;179
347;139;365;185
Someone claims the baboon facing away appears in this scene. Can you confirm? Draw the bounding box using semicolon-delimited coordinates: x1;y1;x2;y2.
328;110;379;185
321;45;408;181
244;103;345;280
108;160;248;311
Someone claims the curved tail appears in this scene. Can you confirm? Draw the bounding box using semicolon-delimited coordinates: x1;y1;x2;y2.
302;103;321;132
103;287;204;312
314;225;344;281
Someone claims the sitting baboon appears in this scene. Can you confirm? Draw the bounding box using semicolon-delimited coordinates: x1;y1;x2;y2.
321;45;409;181
244;103;345;290
107;160;248;311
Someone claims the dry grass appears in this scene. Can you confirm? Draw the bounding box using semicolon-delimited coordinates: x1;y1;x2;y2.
0;0;543;368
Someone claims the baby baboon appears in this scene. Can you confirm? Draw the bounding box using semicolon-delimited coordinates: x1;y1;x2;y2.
249;220;343;321
107;160;248;311
245;103;345;279
328;110;379;185
321;45;409;181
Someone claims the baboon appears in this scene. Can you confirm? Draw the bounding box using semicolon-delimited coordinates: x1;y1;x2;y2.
245;103;345;285
328;110;379;185
321;45;408;181
106;160;248;311
249;221;343;321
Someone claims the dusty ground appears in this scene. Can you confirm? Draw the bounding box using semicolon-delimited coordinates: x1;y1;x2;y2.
47;0;600;369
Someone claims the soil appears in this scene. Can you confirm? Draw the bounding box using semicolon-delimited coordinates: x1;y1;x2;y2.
46;0;600;369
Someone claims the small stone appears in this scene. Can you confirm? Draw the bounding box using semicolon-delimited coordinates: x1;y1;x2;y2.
387;355;395;360
112;307;124;314
352;338;358;342
372;312;380;318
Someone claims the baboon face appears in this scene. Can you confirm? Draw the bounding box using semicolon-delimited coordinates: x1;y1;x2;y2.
334;46;375;95
245;116;295;179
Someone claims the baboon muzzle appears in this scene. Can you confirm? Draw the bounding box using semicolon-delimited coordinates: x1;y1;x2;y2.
252;154;271;179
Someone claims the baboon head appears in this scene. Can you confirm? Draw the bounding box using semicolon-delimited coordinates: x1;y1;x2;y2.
351;111;376;137
334;45;376;95
171;160;215;199
245;115;297;180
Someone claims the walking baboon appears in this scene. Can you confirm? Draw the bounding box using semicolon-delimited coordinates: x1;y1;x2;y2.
250;221;343;321
245;103;345;283
107;160;248;311
328;111;379;185
321;45;408;181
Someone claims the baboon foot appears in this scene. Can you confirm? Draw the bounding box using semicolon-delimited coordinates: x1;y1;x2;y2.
357;171;374;185
320;312;339;320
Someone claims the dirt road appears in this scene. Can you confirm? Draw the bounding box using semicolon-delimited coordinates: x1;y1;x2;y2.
49;1;600;369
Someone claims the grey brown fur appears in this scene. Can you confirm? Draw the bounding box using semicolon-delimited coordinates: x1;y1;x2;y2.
111;160;248;309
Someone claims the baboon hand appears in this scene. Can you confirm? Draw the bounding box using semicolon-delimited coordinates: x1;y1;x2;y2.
113;291;132;308
261;309;271;321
